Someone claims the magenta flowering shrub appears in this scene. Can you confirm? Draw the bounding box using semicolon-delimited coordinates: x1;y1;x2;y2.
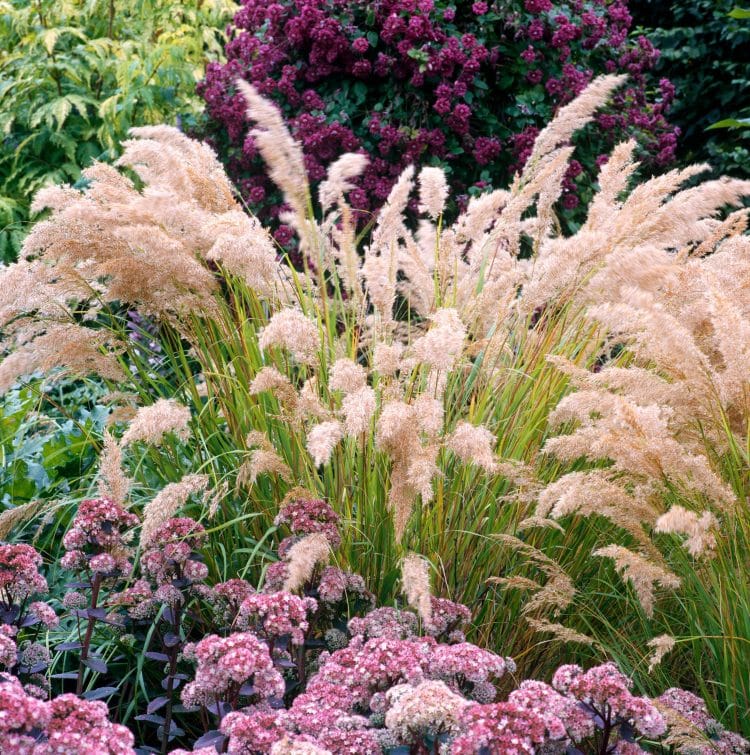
198;0;678;252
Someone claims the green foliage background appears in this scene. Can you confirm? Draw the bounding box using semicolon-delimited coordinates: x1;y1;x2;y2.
631;0;750;177
0;0;236;262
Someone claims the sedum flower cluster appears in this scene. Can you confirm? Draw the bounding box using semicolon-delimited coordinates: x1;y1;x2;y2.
0;673;135;754
60;497;138;576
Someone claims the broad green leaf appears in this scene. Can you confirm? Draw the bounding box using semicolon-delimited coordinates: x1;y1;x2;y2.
42;28;60;54
51;97;73;130
706;117;750;130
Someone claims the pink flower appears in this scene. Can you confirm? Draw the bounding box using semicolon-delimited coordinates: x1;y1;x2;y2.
352;37;369;54
0;630;17;668
90;553;116;574
181;632;284;709
237;591;317;645
452;702;554;754
274;498;341;549
29;601;58;628
0;544;48;602
0;674;51;734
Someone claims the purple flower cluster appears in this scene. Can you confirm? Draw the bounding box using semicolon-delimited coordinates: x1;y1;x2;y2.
236;591;317;645
198;0;678;246
60;497;138;575
274;496;341;550
141;517;209;586
0;544;48;605
0;673;135;754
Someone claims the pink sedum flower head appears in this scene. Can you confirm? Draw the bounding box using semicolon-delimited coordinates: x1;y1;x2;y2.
45;693;136;754
0;672;51;736
181;632;284;709
508;680;594;741
0;544;48;603
221;707;293;753
317;566;373;606
0;627;18;669
141;517;207;586
347;607;419;640
28;601;58;629
61;498;138;579
236;591;317;645
431;642;512;685
274;498;341;550
553;662;666;738
63;498;138;551
451;701;557;754
424;596;471;641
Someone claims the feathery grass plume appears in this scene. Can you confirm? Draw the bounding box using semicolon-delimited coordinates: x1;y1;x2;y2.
522;74;627;177
593;545;681;618
654;507;718;557
524;619;594;646
318;153;368;212
258;310;320;366
0;500;43;540
140;474;209;547
282;533;331;593
446;422;498;473
654;702;717;753
306;421;343;467
0;324;126;393
120;399;191;447
491;535;577;621
205;214;292;302
0;259;80;328
418;166;448;220
249;365;294;395
372;342;403;376
329;358;367;394
545;392;734;510
237;80;310;224
647;634;676;673
401;553;432;625
536;471;661;556
361;166;414;324
238;432;292;488
375;399;441;539
237;449;292;489
409;308;466;374
97;431;130;506
248;366;299;409
341;386;376;437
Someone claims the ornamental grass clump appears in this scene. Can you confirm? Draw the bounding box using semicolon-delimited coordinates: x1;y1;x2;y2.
3;71;750;731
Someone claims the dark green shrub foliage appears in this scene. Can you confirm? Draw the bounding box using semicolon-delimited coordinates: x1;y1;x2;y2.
198;0;677;248
631;0;750;177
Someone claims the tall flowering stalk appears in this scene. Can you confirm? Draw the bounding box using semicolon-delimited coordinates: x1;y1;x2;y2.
59;498;137;694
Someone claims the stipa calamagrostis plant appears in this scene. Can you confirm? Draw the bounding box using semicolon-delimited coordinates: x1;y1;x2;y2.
3;74;750;730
